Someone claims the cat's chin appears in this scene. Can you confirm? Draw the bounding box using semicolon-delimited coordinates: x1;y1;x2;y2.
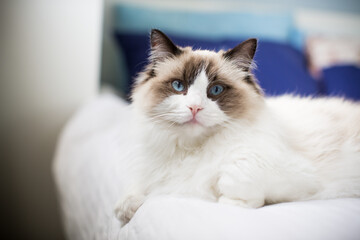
156;117;219;139
179;119;215;138
184;118;203;126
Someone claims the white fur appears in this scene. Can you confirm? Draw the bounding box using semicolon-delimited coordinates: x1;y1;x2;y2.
115;69;360;225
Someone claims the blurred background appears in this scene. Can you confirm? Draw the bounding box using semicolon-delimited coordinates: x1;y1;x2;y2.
1;0;359;239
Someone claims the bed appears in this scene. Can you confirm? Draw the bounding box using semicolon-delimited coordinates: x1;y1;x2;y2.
53;93;360;240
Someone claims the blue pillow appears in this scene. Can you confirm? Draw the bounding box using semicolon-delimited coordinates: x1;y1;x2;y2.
322;66;360;101
251;40;318;96
114;32;318;97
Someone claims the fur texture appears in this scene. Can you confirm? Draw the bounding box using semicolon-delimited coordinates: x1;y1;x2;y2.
115;29;360;225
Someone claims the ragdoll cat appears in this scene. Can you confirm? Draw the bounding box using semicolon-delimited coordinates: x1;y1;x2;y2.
115;29;360;224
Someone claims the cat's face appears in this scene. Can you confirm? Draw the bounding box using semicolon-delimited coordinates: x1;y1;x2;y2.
132;30;264;137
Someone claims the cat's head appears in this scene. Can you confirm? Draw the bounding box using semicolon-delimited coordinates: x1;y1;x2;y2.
132;29;264;138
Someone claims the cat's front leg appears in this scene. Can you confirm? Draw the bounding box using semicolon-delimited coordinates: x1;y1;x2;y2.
114;193;146;226
215;161;265;208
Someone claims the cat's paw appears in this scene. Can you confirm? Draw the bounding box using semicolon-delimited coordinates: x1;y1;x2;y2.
114;194;145;226
215;168;265;208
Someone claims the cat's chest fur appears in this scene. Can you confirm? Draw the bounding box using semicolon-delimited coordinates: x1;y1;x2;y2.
138;131;227;199
137;114;319;202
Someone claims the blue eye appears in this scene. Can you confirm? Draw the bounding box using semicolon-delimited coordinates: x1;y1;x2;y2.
210;85;224;96
172;80;185;92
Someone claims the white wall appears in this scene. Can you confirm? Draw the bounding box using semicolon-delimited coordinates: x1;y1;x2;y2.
0;0;103;238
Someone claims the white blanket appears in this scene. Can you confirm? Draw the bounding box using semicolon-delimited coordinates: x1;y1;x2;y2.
53;93;360;240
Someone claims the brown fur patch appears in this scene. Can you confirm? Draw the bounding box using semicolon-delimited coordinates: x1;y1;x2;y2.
182;56;205;86
206;80;248;118
244;74;263;95
205;60;219;82
141;67;156;83
150;79;177;103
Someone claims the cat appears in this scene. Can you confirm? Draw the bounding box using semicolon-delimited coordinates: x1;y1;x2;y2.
115;29;360;225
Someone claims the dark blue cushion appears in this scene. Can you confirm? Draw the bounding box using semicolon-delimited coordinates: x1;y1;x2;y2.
322;66;360;101
250;40;318;96
114;32;318;97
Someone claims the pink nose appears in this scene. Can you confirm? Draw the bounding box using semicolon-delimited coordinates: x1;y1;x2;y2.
188;105;203;116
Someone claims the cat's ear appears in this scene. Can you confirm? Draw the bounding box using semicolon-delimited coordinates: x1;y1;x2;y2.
150;29;182;63
223;38;257;69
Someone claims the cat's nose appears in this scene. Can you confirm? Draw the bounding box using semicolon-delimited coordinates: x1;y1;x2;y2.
188;105;203;116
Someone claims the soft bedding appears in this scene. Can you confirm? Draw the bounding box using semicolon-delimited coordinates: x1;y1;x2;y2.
53;93;360;240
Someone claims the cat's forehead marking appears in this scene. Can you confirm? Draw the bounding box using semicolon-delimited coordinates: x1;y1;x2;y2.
190;69;209;93
182;54;218;87
182;56;205;86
